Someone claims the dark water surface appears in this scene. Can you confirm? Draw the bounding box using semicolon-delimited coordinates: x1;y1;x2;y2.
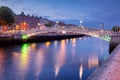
0;37;109;80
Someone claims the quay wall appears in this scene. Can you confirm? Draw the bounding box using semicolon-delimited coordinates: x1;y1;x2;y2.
109;35;120;53
87;43;120;80
0;34;85;45
87;35;120;80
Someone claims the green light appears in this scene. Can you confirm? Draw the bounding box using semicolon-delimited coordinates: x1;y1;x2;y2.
22;34;28;40
20;43;29;69
21;43;29;54
100;35;111;42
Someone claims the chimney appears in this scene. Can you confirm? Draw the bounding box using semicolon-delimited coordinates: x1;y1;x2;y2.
21;12;24;15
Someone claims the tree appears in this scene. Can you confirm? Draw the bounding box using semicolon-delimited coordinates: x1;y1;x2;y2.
0;6;15;26
112;26;120;32
45;23;52;27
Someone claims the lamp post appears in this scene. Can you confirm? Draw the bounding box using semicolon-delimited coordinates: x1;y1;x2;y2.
55;21;59;29
100;23;104;34
80;20;83;27
38;22;40;28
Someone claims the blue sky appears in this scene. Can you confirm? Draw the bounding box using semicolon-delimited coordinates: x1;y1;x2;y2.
0;0;120;29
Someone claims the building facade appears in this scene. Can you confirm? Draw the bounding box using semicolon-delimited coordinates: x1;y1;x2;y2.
14;12;40;30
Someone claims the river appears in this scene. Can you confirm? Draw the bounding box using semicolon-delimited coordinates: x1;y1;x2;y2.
0;37;109;80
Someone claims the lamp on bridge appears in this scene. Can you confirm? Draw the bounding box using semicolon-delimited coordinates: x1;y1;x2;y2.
100;23;104;33
80;20;83;27
55;21;59;29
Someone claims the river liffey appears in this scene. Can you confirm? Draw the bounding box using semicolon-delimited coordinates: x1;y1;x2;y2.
0;37;109;80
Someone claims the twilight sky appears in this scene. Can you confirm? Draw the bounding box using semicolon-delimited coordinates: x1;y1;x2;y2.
0;0;120;29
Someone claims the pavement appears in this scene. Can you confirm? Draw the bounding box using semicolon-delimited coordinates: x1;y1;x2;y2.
87;44;120;80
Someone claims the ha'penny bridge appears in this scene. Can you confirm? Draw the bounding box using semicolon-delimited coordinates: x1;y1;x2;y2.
13;26;112;42
0;26;114;41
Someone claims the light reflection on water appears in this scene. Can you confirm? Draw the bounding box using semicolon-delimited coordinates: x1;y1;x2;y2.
0;48;5;77
34;48;45;80
71;38;76;63
0;37;109;80
55;40;66;77
45;41;51;47
20;44;29;70
88;55;99;69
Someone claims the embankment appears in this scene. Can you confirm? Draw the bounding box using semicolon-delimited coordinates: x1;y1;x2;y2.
87;35;120;80
0;34;85;46
109;35;120;53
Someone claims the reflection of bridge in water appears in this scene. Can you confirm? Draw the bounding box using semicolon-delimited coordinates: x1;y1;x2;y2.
14;26;112;42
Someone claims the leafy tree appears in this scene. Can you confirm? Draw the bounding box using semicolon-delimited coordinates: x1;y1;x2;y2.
45;23;52;27
112;26;120;32
0;6;15;26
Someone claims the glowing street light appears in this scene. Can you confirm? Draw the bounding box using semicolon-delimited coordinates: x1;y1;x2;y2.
55;21;59;29
22;34;28;40
56;21;59;24
37;22;41;30
38;23;40;26
20;22;28;31
80;20;83;27
36;22;40;31
80;20;83;24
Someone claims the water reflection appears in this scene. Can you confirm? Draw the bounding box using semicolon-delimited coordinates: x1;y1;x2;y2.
19;43;29;79
55;40;66;77
20;44;29;69
72;38;76;43
66;39;69;43
29;43;37;51
0;48;5;77
45;41;51;47
0;37;109;80
72;38;76;62
54;40;58;45
35;48;45;79
88;55;99;69
79;65;83;80
79;37;82;40
100;39;104;54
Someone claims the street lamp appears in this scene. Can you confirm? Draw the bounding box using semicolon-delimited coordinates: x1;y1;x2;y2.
100;23;104;33
80;20;83;27
38;23;40;26
56;21;59;24
37;22;40;30
55;21;59;29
